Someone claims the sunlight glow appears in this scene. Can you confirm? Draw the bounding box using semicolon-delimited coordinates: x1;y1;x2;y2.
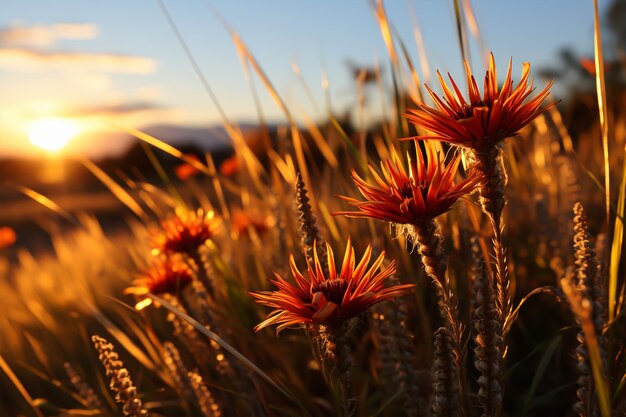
27;118;79;152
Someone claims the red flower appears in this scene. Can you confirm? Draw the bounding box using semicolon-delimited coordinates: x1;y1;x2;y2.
335;141;481;225
153;209;220;255
175;154;201;181
219;156;239;177
232;210;273;238
126;257;193;296
0;226;16;250
251;239;414;333
404;53;555;150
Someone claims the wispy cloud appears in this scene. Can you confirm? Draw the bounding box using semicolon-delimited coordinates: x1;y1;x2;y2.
0;47;157;73
62;102;163;117
0;23;98;47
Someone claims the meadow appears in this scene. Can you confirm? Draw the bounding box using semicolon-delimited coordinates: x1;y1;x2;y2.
0;1;625;417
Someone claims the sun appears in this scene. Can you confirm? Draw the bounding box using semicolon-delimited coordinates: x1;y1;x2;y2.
27;118;79;152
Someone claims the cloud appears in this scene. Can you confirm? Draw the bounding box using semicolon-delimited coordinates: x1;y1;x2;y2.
62;102;163;117
0;23;98;47
0;47;157;73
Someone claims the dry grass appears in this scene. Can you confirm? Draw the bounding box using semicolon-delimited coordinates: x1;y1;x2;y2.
1;2;625;417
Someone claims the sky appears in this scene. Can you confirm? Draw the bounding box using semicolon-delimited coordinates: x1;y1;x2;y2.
0;0;611;158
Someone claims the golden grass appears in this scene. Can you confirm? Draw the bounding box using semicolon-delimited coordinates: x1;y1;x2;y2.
0;2;624;417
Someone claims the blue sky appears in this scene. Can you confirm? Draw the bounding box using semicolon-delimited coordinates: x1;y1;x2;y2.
0;0;610;157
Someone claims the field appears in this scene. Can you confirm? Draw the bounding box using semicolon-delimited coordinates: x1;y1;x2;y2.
1;1;625;417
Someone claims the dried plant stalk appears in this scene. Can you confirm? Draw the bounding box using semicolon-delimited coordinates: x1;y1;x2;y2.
296;172;328;275
64;362;103;410
188;371;222;417
574;322;597;417
432;327;461;417
191;250;216;300
167;298;212;372
573;203;607;349
471;237;503;417
572;202;608;417
91;335;148;417
561;273;611;417
186;282;264;416
162;342;195;407
188;279;219;330
409;219;465;411
374;298;429;417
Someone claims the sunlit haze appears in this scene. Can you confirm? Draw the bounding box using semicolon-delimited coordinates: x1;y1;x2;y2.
27;118;79;152
0;1;612;158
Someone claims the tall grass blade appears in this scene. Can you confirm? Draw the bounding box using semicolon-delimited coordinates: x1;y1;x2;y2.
371;0;398;68
302;115;339;168
139;142;186;209
609;147;626;321
9;184;77;225
148;294;313;417
221;20;314;200
408;6;431;85
592;0;610;228
391;25;424;102
88;306;171;384
156;0;230;124
0;354;45;417
461;0;488;64
157;0;266;193
80;158;145;219
118;125;211;175
504;286;561;335
520;335;561;416
615;372;626;403
452;0;471;71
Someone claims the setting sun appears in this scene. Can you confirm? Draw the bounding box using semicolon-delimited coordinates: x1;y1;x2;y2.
27;118;78;152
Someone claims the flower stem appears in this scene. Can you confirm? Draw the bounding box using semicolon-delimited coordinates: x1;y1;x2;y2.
471;239;503;417
191;251;215;299
410;220;465;416
411;220;462;345
432;327;462;417
474;147;510;324
319;323;355;417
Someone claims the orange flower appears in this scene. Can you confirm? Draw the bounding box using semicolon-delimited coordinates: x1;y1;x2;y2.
232;210;273;238
404;53;555;150
251;239;414;333
175;154;201;181
126;257;193;296
0;227;16;250
219;156;239;177
153;209;220;255
335;142;481;225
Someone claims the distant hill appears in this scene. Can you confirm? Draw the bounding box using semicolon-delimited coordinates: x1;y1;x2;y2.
142;122;272;151
0;122;276;199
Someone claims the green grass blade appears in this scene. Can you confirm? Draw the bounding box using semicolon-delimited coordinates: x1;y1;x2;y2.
520;335;562;416
609;146;626;322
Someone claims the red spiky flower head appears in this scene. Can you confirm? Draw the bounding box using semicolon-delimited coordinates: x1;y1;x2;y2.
152;209;220;255
126;257;193;297
335;141;482;225
251;239;414;333
404;53;555;150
